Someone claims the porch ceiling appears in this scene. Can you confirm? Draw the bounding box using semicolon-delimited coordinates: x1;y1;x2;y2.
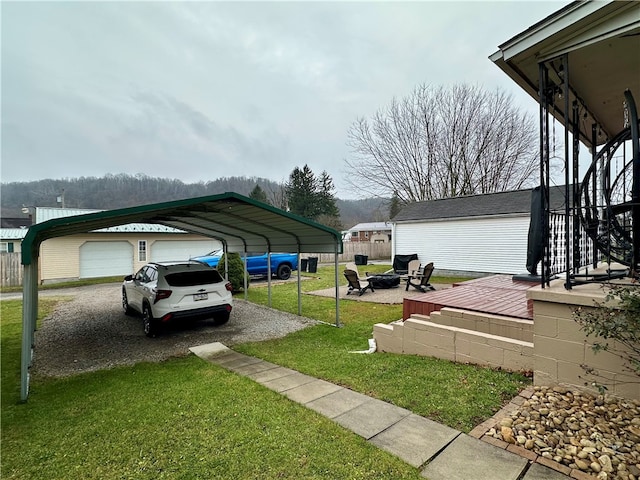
490;0;640;147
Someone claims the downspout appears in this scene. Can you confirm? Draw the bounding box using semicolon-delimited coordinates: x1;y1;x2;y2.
350;338;377;354
390;221;397;262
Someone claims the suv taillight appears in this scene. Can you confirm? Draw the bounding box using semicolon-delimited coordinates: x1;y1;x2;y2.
225;282;233;292
154;289;172;303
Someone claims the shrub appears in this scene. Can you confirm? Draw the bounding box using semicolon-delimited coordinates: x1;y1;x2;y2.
219;253;249;292
573;284;640;392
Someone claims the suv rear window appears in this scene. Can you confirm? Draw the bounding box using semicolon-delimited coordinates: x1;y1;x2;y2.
165;270;223;287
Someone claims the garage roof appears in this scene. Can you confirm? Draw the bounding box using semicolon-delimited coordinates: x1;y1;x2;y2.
21;192;343;265
490;0;640;147
393;186;570;222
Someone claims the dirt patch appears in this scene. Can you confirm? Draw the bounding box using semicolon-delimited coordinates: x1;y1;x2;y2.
307;283;452;304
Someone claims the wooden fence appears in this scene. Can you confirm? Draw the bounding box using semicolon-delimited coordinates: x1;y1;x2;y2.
310;242;391;264
1;252;23;287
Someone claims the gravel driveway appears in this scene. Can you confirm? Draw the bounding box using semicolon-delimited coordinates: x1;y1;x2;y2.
22;283;316;378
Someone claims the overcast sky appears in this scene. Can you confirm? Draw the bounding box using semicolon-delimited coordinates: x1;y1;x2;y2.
1;1;567;198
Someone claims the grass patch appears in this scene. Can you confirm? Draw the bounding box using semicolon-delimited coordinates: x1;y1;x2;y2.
2;264;530;478
237;265;530;431
1;300;422;479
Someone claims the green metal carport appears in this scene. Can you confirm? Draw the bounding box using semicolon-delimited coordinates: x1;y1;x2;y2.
19;192;343;401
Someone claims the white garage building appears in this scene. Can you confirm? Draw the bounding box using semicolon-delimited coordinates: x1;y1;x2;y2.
391;186;567;276
34;207;219;282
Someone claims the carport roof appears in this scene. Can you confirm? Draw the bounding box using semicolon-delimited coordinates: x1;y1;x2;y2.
21;192;343;265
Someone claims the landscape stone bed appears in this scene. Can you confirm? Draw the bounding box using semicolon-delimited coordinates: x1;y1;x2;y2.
475;385;640;480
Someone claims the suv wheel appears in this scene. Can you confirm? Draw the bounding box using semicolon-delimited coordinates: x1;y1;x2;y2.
122;289;133;316
213;311;230;326
276;264;292;280
143;304;158;337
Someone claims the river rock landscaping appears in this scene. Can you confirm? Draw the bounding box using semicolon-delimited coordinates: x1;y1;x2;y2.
487;386;640;479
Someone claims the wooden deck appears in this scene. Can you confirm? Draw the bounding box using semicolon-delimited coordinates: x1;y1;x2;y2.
403;275;537;321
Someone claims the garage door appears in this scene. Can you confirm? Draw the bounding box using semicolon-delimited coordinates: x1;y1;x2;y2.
151;240;220;262
80;241;134;278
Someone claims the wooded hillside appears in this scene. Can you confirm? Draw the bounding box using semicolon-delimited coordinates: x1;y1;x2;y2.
1;174;390;229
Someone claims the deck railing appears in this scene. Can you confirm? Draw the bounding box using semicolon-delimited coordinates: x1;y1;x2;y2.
547;211;595;277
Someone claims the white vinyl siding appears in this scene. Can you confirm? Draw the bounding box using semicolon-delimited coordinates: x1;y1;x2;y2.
150;240;220;263
394;215;530;275
80;241;134;278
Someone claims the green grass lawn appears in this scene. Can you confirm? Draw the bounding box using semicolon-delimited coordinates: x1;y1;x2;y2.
1;264;530;479
238;265;530;431
1;299;422;479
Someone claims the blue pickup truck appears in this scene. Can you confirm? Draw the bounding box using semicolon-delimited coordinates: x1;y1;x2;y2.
192;250;298;280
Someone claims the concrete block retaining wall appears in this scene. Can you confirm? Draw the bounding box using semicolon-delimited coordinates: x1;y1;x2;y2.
528;283;639;400
374;281;639;401
374;307;534;372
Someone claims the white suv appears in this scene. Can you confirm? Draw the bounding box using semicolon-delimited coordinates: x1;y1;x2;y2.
122;261;233;337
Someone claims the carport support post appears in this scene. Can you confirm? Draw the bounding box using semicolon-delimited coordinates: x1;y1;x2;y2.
243;249;248;301
334;249;340;327
267;252;272;307
21;261;38;401
297;249;301;316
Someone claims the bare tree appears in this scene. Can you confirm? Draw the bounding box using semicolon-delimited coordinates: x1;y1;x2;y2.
265;182;288;211
345;84;538;203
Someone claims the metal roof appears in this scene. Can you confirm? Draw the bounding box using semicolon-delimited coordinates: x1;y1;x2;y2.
33;207;204;234
21;192;343;265
347;222;392;232
93;224;188;233
490;0;640;148
393;186;569;222
1;228;29;240
35;207;102;223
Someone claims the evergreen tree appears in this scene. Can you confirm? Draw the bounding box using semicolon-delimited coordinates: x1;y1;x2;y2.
318;171;340;218
249;184;269;204
285;165;321;219
389;190;402;219
285;165;341;227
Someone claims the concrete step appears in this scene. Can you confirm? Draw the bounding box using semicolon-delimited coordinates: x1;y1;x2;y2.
413;306;533;342
374;316;533;371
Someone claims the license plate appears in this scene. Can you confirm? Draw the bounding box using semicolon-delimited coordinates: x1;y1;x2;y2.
194;293;208;301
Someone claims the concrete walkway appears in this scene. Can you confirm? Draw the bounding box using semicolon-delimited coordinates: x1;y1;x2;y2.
189;342;571;480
